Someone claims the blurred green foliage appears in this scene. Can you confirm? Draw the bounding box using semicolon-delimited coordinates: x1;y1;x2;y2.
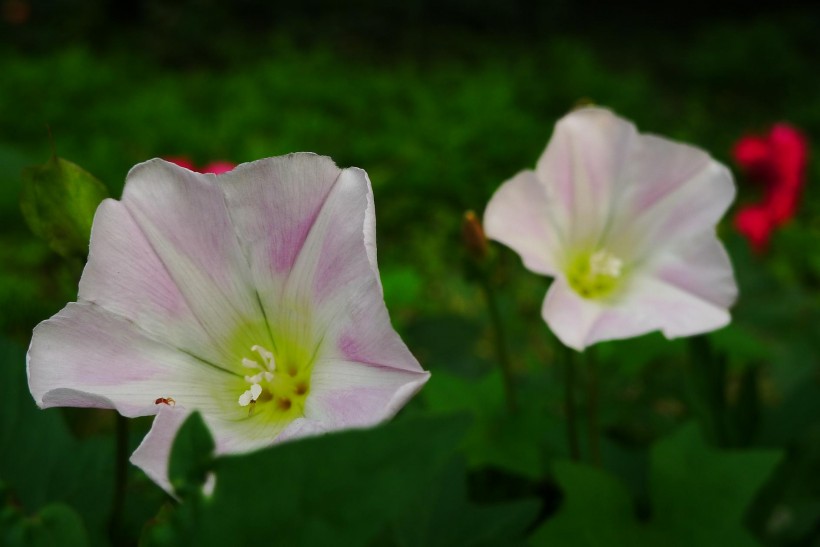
144;412;539;546
532;425;781;546
0;4;819;546
20;155;108;259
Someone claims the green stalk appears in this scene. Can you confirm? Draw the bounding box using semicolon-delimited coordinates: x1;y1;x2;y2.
685;336;729;446
585;350;601;466
478;275;517;413
562;347;581;461
109;413;129;546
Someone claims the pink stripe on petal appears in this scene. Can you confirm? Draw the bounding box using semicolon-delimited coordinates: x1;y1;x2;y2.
339;333;365;362
271;211;322;274
221;154;340;312
305;359;430;428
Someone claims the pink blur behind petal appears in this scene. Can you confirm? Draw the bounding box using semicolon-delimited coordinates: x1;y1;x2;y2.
163;157;237;175
164;156;196;171
202;161;237;175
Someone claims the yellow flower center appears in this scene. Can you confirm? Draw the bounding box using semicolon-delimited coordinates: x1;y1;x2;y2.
235;342;313;422
566;249;624;299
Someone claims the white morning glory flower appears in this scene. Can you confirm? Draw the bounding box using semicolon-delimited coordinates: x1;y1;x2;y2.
484;107;738;351
27;154;430;491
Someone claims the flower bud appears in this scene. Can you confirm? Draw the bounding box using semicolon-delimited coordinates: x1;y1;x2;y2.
462;210;488;262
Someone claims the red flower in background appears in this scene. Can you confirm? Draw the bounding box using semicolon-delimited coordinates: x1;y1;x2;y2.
201;161;236;175
732;124;808;252
165;156;237;175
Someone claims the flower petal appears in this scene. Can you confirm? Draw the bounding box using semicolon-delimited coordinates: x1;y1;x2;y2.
27;302;237;417
118;159;272;364
225;157;422;374
483;170;561;275
607;133;735;260
542;280;656;351
225;156;428;440
220;154;341;314
129;404;191;494
535;107;639;249
639;232;736;338
78;199;225;366
290;167;424;373
130;407;332;496
276;418;328;442
131;360;429;493
304;358;430;428
544;233;736;350
530;108;735;263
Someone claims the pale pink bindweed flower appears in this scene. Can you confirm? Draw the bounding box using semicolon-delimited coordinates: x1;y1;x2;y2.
484;107;737;351
27;154;430;491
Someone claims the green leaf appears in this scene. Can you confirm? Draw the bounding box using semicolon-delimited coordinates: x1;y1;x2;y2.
529;462;641;547
0;338;114;546
423;370;554;478
24;504;90;547
746;429;820;545
168;412;215;498
0;497;90;547
143;415;470;547
595;332;686;377
20;155;108;259
531;423;781;547
648;424;781;546
392;460;541;547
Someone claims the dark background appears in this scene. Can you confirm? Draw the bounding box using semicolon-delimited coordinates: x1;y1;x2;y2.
1;1;819;545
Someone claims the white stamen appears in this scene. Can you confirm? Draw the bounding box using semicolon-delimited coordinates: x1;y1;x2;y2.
244;372;266;384
238;383;263;407
238;345;276;408
251;344;276;371
242;358;262;370
589;250;622;278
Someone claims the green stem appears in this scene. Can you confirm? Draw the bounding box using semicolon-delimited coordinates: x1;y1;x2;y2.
585;351;601;466
685;337;729;446
109;413;128;546
479;275;517;413
563;348;581;462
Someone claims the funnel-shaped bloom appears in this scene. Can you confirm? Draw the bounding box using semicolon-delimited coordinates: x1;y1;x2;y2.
27;154;430;491
484;108;737;351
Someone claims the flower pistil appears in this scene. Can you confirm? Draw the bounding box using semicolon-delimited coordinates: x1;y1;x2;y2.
566;249;624;299
237;343;310;416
